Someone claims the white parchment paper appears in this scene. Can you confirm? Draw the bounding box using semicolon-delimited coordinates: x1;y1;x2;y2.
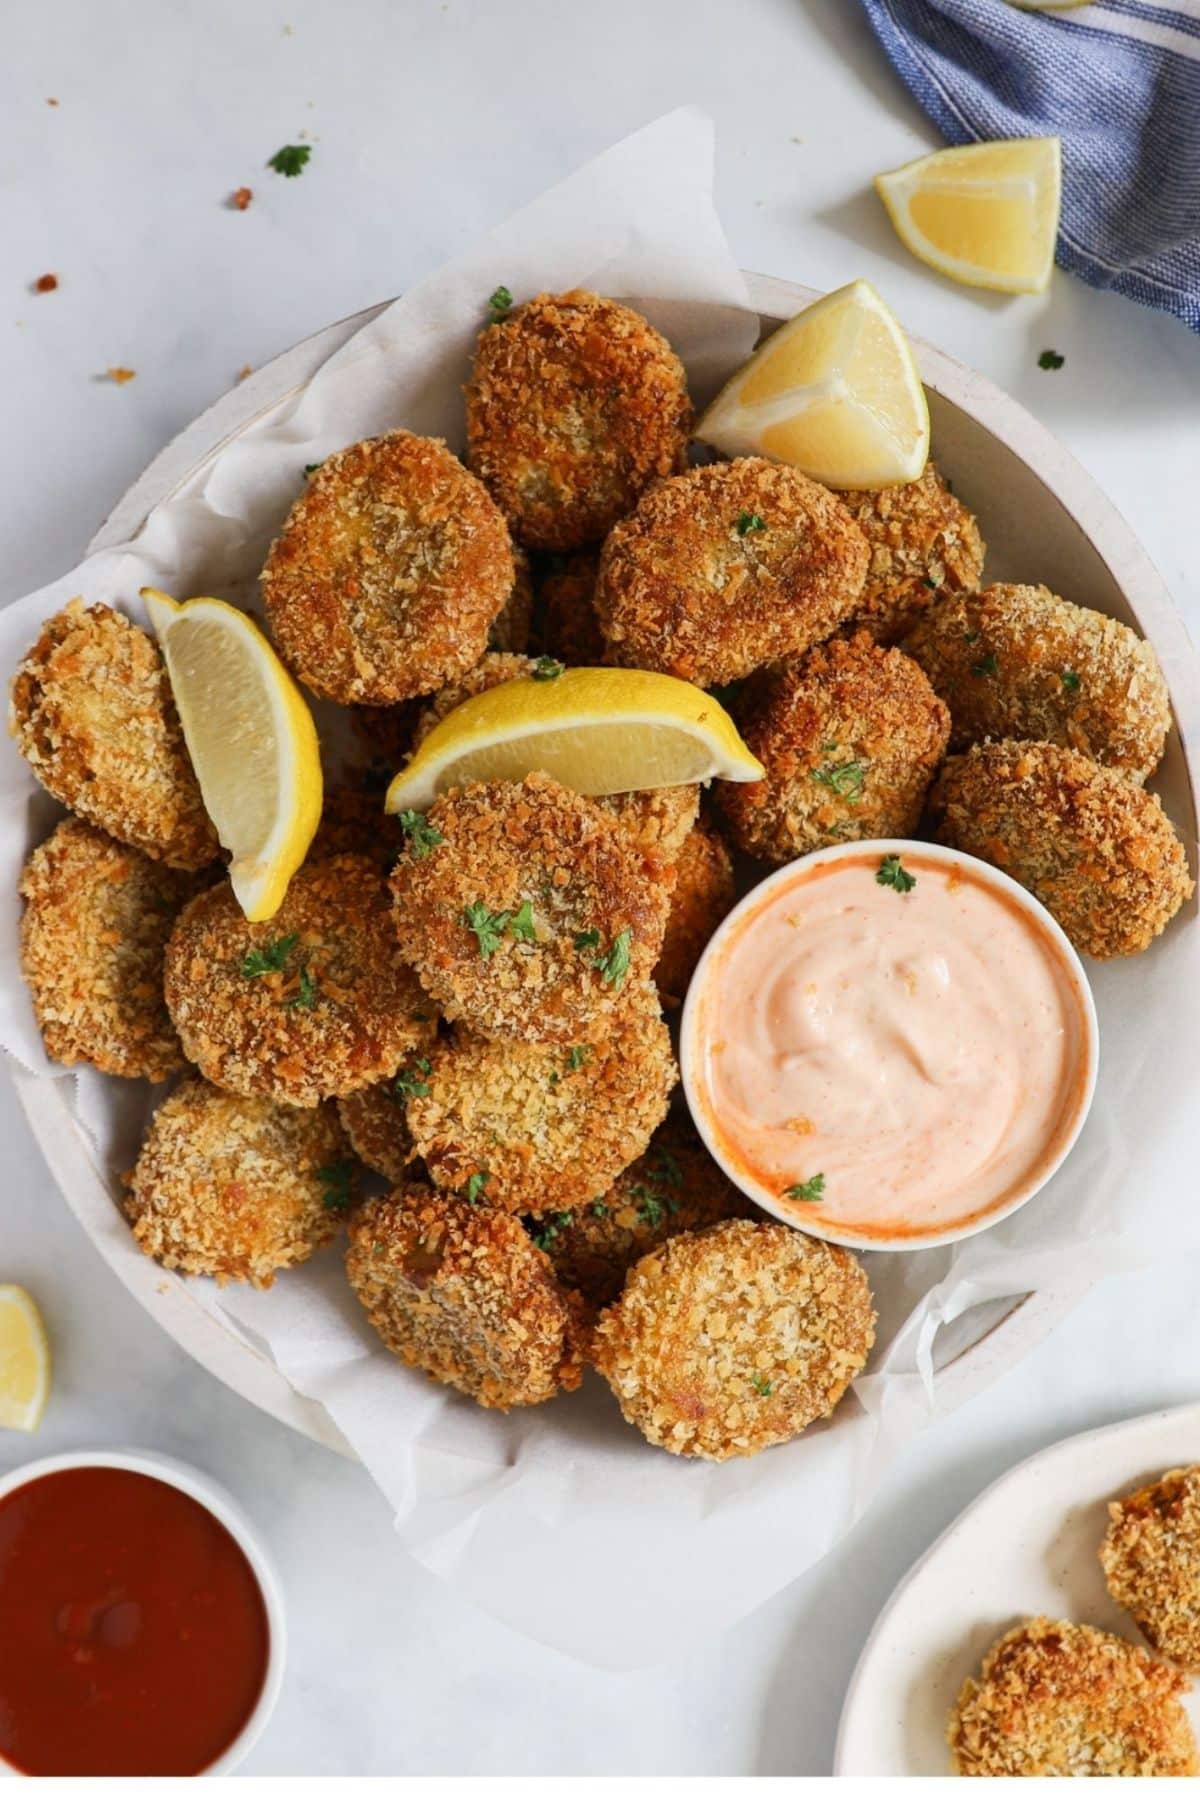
3;108;1199;1668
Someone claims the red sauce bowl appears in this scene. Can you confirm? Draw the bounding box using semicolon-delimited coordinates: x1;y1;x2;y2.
0;1450;285;1778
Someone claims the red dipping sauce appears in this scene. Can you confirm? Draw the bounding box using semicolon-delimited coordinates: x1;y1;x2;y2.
0;1465;271;1776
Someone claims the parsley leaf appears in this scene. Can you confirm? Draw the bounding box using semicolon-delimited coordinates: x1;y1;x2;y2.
268;144;311;178
303;460;322;477
508;900;537;943
285;964;319;1010
876;855;916;895
736;511;766;536
573;927;601;952
814;758;867;803
487;285;513;318
463;1169;490;1204
319;1160;354;1214
784;1173;825;1202
529;1210;574;1250
648;1146;682;1188
750;1372;773;1396
566;1046;591;1072
971;652;999;678
1061;669;1081;692
592;927;632;989
463;902;510;958
1038;348;1065;370
531;656;564;681
241;933;298;979
398;810;443;860
393;1057;433;1101
636;1193;665;1228
589;1200;609;1218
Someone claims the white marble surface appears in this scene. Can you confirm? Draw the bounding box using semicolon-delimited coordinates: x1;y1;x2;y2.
3;0;1199;1776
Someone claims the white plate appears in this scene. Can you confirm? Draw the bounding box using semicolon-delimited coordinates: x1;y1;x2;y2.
12;274;1199;1453
835;1401;1200;1776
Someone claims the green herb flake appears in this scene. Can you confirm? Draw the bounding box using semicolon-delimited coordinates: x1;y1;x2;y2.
508;900;537;943
531;656;565;682
636;1193;665;1228
463;901;511;959
241;933;298;979
398;810;444;860
1061;669;1081;692
268;144;311;178
589;1200;609;1219
566;1046;591;1072
285;964;319;1010
1038;348;1065;371
649;1146;682;1188
319;1160;354;1214
487;284;513;318
392;1057;433;1102
750;1372;773;1397
573;927;601;952
971;652;999;678
736;511;766;536
784;1173;826;1202
303;460;323;477
594;927;632;990
876;855;916;895
814;758;867;804
463;1169;490;1204
529;1210;574;1250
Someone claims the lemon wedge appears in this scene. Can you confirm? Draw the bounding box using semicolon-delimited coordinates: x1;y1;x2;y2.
875;138;1062;295
0;1285;50;1432
384;667;764;813
695;279;930;490
142;589;322;921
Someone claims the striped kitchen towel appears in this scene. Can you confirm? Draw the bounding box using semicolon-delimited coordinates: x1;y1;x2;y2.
858;0;1200;332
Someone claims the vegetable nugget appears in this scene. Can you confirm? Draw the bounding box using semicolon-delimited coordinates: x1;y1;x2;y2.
948;1618;1197;1777
124;1076;351;1287
390;772;671;1044
1102;1466;1200;1671
595;458;869;687
10;599;217;869
345;1183;586;1408
406;991;676;1213
839;463;984;643
337;1068;423;1184
592;1219;875;1460
262;431;515;705
931;740;1193;958
20;818;198;1081
654;819;736;1007
166;853;435;1105
466;290;691;551
720;632;950;864
904;582;1171;778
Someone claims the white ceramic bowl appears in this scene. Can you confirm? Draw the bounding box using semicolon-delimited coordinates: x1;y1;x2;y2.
680;838;1100;1253
0;1448;285;1778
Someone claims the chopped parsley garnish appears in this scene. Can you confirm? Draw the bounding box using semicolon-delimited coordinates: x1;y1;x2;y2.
648;1146;682;1188
971;652;999;678
463;902;510;959
398;810;443;859
268;144;311;178
736;511;766;536
635;1192;666;1228
319;1160;354;1214
463;1169;490;1204
814;758;866;803
241;933;299;979
750;1372;773;1396
922;576;938;592
487;284;513;318
303;460;322;477
392;1057;433;1101
573;928;601;952
508;900;537;943
784;1173;825;1202
531;656;565;681
1038;348;1065;370
566;1045;591;1071
587;927;632;989
1061;669;1081;691
529;1210;574;1250
876;855;916;895
285;964;319;1010
589;1200;609;1218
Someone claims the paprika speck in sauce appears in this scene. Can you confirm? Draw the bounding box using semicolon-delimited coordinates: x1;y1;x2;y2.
0;1465;270;1775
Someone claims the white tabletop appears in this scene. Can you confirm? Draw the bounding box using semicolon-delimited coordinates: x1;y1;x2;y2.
4;0;1200;1776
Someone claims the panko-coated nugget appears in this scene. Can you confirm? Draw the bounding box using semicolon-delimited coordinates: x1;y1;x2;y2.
336;1063;425;1185
526;1124;751;1311
489;544;534;653
20;818;199;1081
654;819;736;1007
592;1219;875;1460
538;551;605;663
903;582;1172;779
931;740;1193;958
123;1076;352;1287
307;782;400;868
411;651;537;748
10;599;217;869
598;784;700;869
595;458;870;686
465;290;691;552
948;1617;1197;1777
166;853;436;1105
345;1183;586;1409
262;431;515;705
1101;1467;1200;1671
406;990;676;1214
720;632;950;864
839;463;984;643
390;772;671;1045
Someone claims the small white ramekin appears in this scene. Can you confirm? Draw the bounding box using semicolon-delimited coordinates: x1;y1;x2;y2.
680;838;1100;1253
0;1448;285;1777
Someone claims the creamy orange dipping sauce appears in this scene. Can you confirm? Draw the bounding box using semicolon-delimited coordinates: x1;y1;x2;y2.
687;851;1094;1243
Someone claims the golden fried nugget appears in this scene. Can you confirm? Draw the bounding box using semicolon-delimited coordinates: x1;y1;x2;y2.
411;651;537;748
598;784;700;869
1102;1467;1200;1671
948;1618;1197;1777
595;458;869;686
20;818;198;1081
406;991;676;1214
538;551;605;663
592;1219;875;1460
654;819;736;1006
345;1183;586;1409
904;582;1172;779
336;1062;425;1185
466;290;691;552
10;599;217;869
307;782;400;868
262;431;515;705
489;544;534;652
931;740;1193;958
720;632;949;864
165;853;436;1105
839;463;984;643
124;1076;352;1287
390;773;671;1045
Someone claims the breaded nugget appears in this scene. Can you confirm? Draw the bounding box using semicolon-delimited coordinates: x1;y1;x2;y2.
654;819;736;1006
931;740;1193;958
10;599;217;869
904;582;1172;780
527;1124;750;1311
538;551;605;663
262;431;515;705
720;632;950;864
489;544;534;653
1102;1467;1200;1670
407;990;676;1214
124;1076;351;1287
166;853;436;1105
345;1183;586;1408
592;1219;875;1460
20;818;197;1081
307;782;400;867
411;651;537;748
948;1618;1197;1777
598;784;700;868
336;1056;429;1184
839;463;985;643
390;772;671;1045
596;458;869;686
466;290;691;552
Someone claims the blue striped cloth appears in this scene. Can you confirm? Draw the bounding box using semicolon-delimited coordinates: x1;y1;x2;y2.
858;0;1200;332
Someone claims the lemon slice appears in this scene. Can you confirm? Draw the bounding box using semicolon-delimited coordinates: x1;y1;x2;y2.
142;589;322;921
0;1285;50;1432
875;138;1062;295
696;279;930;490
384;667;764;813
